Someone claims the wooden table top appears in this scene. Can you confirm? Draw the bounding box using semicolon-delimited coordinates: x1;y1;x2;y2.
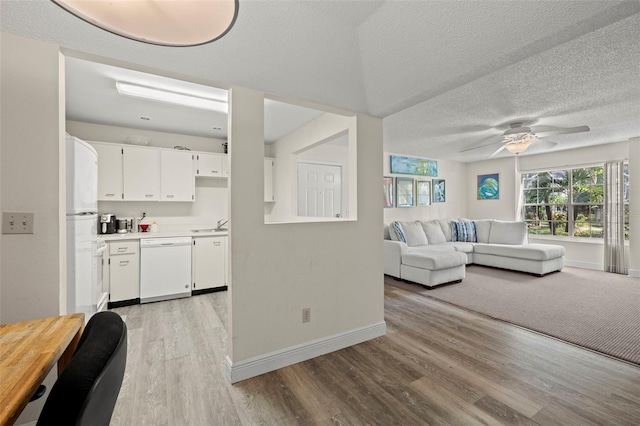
0;313;84;426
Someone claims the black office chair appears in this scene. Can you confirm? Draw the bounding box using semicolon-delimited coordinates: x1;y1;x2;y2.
36;311;128;426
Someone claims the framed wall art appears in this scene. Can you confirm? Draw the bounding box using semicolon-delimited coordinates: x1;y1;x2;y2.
396;177;415;207
416;180;431;206
432;179;446;203
390;155;438;177
477;173;500;200
383;176;394;208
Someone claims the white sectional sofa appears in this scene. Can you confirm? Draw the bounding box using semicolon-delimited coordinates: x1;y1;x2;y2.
384;219;565;288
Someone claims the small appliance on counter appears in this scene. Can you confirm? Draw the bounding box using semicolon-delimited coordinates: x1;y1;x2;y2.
117;219;128;234
99;214;117;234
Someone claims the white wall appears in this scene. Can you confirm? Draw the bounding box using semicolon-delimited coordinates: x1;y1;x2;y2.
465;157;518;220
227;87;384;375
466;141;636;271
1;33;65;322
383;153;467;224
0;31;65;424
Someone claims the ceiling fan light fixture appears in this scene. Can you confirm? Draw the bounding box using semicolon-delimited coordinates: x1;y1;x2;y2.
504;140;532;154
116;82;228;113
52;0;238;47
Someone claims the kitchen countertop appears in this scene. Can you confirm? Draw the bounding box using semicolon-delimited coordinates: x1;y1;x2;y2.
101;230;228;241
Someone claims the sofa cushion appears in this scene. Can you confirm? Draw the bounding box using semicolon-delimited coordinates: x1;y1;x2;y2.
383;224;391;240
392;221;428;246
442;242;475;253
474;219;492;244
420;220;447;244
488;220;527;245
437;219;453;241
451;221;477;242
402;251;467;270
403;221;429;246
407;245;456;255
474;243;565;260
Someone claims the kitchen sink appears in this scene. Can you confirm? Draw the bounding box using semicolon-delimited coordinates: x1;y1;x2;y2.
191;228;227;233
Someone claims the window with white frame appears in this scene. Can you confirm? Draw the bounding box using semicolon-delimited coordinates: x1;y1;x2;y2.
521;163;629;240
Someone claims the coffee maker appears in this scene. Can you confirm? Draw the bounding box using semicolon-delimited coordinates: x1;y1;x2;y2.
99;214;117;234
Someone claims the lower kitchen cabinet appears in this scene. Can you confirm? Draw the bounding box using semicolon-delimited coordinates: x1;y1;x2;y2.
108;240;140;304
192;236;226;292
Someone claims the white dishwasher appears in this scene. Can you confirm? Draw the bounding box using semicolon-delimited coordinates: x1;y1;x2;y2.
140;237;192;303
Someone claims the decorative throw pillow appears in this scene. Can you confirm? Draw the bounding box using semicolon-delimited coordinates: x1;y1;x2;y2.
451;220;477;242
420;220;446;244
390;221;405;242
399;221;429;247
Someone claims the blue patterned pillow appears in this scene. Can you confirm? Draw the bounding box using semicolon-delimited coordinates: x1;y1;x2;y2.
451;221;477;242
392;221;407;243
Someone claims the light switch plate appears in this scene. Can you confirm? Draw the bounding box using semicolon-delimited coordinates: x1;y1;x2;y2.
2;212;34;234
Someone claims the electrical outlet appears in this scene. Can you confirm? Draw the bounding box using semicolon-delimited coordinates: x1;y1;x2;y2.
2;212;34;234
302;308;311;323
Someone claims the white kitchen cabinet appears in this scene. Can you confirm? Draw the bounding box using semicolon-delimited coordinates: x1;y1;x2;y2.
264;158;275;202
108;240;140;303
192;236;226;291
195;152;226;178
160;150;194;201
91;142;123;201
221;154;229;178
123;146;160;201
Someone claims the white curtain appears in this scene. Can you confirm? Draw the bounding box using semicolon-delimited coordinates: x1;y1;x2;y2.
604;161;627;274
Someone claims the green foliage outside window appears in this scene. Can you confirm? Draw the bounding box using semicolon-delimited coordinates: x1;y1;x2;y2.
521;164;629;240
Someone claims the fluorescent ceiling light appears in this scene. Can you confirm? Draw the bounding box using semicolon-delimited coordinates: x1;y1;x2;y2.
52;0;238;47
116;82;228;113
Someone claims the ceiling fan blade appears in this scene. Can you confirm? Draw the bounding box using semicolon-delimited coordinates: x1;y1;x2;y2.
534;139;557;150
459;135;500;153
535;125;590;138
487;145;506;158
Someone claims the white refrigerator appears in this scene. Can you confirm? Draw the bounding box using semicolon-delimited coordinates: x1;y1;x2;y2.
66;134;99;319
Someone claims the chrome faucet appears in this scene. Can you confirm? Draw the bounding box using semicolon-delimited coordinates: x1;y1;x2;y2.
215;219;228;231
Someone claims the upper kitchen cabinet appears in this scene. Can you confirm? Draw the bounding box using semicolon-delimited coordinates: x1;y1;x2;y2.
195;152;227;178
91;142;123;201
123;146;160;201
160;150;194;201
264;158;275;202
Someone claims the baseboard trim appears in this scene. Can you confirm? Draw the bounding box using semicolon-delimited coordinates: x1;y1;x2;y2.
564;260;602;271
629;269;640;278
225;321;386;384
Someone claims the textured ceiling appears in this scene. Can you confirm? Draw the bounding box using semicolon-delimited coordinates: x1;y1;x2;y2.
1;0;639;162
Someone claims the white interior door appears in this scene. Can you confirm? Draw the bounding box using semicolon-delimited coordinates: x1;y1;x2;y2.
298;162;342;218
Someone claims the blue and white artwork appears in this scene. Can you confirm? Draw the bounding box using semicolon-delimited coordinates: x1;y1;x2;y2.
390;155;438;177
477;173;499;200
432;179;445;203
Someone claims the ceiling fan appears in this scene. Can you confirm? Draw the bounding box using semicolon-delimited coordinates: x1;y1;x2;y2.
461;122;590;158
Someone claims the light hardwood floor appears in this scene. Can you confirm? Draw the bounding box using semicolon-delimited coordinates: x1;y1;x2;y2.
111;285;640;425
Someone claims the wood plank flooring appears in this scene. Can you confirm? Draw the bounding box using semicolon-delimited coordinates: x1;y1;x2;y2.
110;284;640;425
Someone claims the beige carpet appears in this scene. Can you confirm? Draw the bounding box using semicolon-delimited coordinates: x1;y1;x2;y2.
386;265;640;365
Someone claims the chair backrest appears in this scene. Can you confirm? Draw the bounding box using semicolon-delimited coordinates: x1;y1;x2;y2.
37;311;127;426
